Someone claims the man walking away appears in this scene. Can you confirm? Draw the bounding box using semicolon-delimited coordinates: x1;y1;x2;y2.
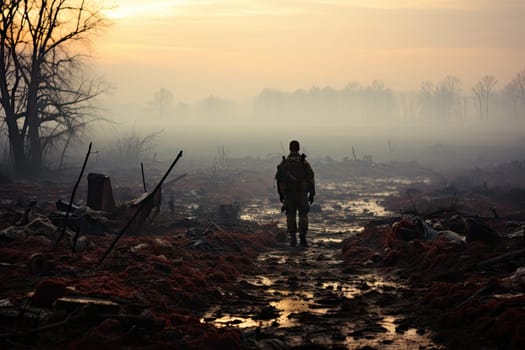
275;140;316;247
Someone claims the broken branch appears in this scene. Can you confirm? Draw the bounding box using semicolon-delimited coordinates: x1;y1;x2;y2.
476;248;525;268
55;142;92;248
141;162;147;192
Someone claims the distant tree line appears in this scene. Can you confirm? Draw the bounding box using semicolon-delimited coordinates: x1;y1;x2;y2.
254;69;525;122
254;80;393;121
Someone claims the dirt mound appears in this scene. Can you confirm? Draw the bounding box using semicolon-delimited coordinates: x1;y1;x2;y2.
342;222;525;350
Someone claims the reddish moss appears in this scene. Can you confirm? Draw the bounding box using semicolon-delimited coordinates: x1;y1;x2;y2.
491;302;525;348
31;278;66;307
207;270;228;283
185;328;242;350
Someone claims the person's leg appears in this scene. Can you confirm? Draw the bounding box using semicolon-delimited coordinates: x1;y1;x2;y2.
298;196;310;247
286;199;298;246
289;232;297;246
298;217;308;247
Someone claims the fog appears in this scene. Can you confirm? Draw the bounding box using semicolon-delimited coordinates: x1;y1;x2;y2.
88;79;525;171
37;0;525;172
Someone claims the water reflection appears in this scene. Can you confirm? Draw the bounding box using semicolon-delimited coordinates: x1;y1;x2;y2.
239;177;419;233
203;290;321;329
343;315;439;349
201;176;441;349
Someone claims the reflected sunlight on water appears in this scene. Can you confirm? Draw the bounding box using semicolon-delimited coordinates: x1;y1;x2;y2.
239;177;420;232
201;176;441;349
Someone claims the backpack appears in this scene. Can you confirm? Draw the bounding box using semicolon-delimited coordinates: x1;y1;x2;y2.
277;155;307;193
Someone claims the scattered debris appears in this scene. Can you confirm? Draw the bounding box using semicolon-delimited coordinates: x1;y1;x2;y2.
1;156;524;349
87;173;116;212
124;187;162;231
218;203;240;224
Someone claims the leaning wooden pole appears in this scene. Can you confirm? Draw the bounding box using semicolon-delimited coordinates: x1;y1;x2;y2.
98;150;183;266
141;162;147;192
56;142;92;247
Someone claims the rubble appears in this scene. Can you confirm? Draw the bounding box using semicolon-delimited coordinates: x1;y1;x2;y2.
0;215;280;348
0;152;285;349
87;173;116;212
342;166;525;350
1;157;524;349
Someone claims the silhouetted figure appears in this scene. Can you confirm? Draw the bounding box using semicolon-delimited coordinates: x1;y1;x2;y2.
275;140;316;247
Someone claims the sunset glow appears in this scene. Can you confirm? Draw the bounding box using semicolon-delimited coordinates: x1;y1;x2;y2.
95;0;525;102
103;1;186;19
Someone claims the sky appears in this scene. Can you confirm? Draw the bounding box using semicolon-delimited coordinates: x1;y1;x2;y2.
93;0;525;103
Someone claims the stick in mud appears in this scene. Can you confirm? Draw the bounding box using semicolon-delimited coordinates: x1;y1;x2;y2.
98;150;183;266
141;162;147;192
489;207;500;219
55;142;92;249
164;173;188;187
475;247;525;268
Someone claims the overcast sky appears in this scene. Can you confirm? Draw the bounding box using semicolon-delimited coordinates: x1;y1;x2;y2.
93;0;525;103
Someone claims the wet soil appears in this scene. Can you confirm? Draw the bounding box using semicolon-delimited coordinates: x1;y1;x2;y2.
200;177;442;349
203;230;441;349
1;159;525;349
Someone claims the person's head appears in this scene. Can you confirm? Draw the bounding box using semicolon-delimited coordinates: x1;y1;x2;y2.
289;140;300;152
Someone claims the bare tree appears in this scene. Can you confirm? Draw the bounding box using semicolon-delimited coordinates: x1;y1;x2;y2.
512;68;525;117
503;78;521;118
472;76;498;120
0;0;107;176
148;88;174;119
418;77;461;120
215;145;229;171
472;81;484;120
115;129;163;164
419;80;435;120
482;76;497;120
436;76;461;120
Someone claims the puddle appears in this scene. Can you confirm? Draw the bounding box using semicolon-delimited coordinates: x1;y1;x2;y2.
239;177;407;233
319;274;403;300
202;290;328;329
242;276;275;287
270;297;331;328
205;312;265;328
313;237;345;244
201;176;442;348
341;315;438;349
256;253;288;265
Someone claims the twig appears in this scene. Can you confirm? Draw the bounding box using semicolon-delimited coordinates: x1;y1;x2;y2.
141;162;147;192
164;173;188;187
1;308;81;339
455;284;491;309
476;248;525;268
55;142;92;248
489;207;500;219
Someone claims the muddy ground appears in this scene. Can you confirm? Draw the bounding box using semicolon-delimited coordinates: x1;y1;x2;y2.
1;158;524;349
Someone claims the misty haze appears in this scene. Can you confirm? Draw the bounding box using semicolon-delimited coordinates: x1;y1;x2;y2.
1;1;525;350
90;76;525;171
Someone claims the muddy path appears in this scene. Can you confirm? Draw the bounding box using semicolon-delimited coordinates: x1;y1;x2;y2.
2;162;524;349
203;233;441;349
201;178;444;349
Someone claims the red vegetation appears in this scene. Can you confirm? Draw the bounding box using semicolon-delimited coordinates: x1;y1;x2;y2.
342;222;525;350
0;224;281;349
31;278;67;307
